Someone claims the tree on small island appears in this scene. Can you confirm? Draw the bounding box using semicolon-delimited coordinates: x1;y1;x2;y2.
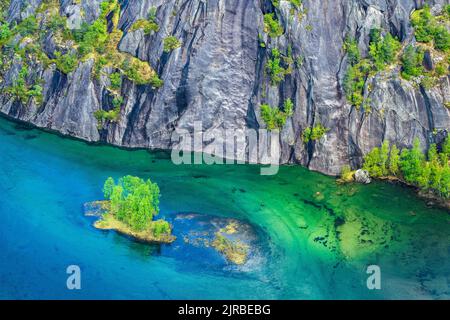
96;176;174;243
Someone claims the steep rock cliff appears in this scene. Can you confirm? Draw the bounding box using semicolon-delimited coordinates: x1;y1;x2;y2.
0;0;449;175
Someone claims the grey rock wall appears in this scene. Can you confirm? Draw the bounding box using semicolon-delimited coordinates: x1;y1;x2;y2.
1;0;449;175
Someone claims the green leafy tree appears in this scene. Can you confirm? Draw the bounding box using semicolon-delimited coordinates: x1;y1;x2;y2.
16;16;38;36
103;176;161;232
260;99;294;130
75;19;109;55
380;140;390;176
266;48;286;85
109;72;122;90
6;65;43;104
428;144;442;191
389;144;400;176
400;138;425;184
344;59;371;107
163;36;181;52
283;98;294;117
55;52;78;74
103;177;115;198
363;147;383;177
261;104;282;130
344;37;360;65
411;6;450;52
401;45;424;79
0;22;11;41
151;220;171;237
411;6;435;43
369;29;401;70
363;137;449;198
263;13;283;38
433;26;450;51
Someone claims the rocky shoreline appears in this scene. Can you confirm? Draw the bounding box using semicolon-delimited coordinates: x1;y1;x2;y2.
338;171;450;211
84;201;176;244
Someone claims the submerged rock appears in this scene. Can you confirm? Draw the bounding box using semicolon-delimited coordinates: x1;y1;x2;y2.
175;214;258;266
355;169;371;184
83;201;109;217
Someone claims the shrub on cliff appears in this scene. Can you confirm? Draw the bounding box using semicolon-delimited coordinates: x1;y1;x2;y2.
0;22;11;41
401;45;424;80
260;104;286;130
369;29;401;70
260;99;295;130
16;16;39;37
344;37;361;66
266;48;287;85
263;13;283;38
6;66;43;104
55;52;78;74
302;124;329;143
163;36;181;52
433;26;450;51
411;5;450;52
109;72;122;90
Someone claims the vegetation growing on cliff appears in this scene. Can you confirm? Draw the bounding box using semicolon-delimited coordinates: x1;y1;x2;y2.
109;72;122;90
130;7;159;35
0;0;163;109
263;13;284;38
343;30;400;108
368;28;401;71
405;5;450;86
163;36;181;53
260;98;294;130
54;52;78;74
5;66;43;104
411;5;450;51
94;106;121;125
362;139;450;199
344;5;449;108
266;48;289;85
95;176;174;242
400;45;425;80
302;123;329;143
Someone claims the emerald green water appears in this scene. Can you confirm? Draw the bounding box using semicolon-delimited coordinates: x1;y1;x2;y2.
0;116;449;299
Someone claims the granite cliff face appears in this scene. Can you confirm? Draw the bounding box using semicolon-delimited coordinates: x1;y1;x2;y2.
0;0;449;175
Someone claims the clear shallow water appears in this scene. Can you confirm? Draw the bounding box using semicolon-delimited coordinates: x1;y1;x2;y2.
0;117;449;300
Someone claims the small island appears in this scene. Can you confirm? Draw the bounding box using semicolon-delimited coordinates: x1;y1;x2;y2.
93;176;175;244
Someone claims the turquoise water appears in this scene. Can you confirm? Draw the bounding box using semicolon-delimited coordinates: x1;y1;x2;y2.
0;116;449;299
